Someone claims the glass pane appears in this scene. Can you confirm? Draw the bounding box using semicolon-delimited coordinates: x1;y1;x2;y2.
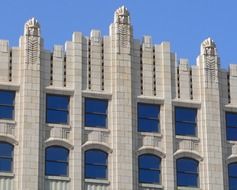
85;150;107;165
227;128;237;141
139;154;160;169
229;163;237;177
177;158;198;173
229;177;237;190
0;106;14;119
0;158;12;172
85;98;108;114
46;109;68;124
0;91;15;105
85;164;107;179
176;107;197;123
138;118;159;132
0;143;13;157
176;122;196;136
45;161;68;176
177;172;198;187
85;113;106;127
139;169;160;184
138;103;159;118
226;113;237;127
46;147;68;161
47;95;69;110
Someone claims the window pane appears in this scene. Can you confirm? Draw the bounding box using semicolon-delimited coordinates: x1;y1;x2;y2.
46;147;68;161
0;106;14;119
175;122;196;136
85;150;107;165
0;143;13;157
85;165;107;179
139;155;160;169
177;158;198;173
0;91;15;105
139;169;160;183
85;113;106;127
227;128;237;141
46;110;68;124
176;107;196;122
0;158;12;172
177;173;198;187
138;104;159;118
138;119;159;132
45;161;68;176
85;99;107;114
47;95;69;110
226;113;237;127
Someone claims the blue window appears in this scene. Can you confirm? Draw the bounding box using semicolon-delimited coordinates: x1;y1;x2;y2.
45;146;69;176
228;163;237;190
85;98;108;128
175;107;197;136
0;90;15;120
138;103;160;132
85;149;108;179
46;94;69;124
139;154;161;184
176;158;199;187
0;142;13;172
226;112;237;141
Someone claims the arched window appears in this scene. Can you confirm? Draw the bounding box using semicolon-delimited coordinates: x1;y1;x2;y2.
176;158;199;187
45;146;69;176
228;163;237;190
0;142;13;172
138;154;161;184
85;149;108;179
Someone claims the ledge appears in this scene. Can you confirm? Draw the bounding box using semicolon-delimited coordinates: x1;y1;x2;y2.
139;132;162;138
172;99;201;108
176;135;200;142
177;186;201;190
85;178;110;185
139;183;163;189
45;86;74;96
46;123;71;129
82;90;112;100
0;172;14;177
137;95;164;104
0;82;20;91
45;175;70;181
225;104;237;112
0;120;16;125
84;127;110;133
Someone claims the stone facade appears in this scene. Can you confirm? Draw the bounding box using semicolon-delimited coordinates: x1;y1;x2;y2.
0;6;236;190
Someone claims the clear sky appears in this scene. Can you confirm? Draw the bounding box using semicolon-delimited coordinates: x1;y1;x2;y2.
0;0;237;68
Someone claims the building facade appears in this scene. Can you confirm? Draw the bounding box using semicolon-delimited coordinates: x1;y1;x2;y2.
0;6;237;190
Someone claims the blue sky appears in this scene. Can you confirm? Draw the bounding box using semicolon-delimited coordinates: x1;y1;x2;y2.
0;0;237;68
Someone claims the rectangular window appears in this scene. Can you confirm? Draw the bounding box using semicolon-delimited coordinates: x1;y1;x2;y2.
138;103;160;132
226;112;237;141
175;107;197;136
85;98;108;128
0;90;15;120
46;94;69;124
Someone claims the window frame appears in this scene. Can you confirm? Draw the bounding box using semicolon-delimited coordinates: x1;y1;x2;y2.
45;146;69;177
84;98;108;128
85;149;108;180
176;157;199;188
46;94;70;124
228;162;237;190
226;112;237;141
175;106;197;137
137;103;160;133
138;154;161;184
0;141;14;173
0;90;15;120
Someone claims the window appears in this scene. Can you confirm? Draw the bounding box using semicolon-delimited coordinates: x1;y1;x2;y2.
45;146;69;176
85;98;108;128
0;142;13;172
0;90;15;120
138;154;161;184
228;163;237;190
175;107;197;136
226;112;237;141
85;149;108;179
138;103;160;132
46;94;69;124
176;158;199;187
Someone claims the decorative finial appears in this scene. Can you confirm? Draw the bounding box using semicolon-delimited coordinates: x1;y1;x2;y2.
201;37;217;56
24;17;40;37
114;5;130;24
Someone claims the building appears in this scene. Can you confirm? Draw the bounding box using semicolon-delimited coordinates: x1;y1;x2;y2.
0;5;237;190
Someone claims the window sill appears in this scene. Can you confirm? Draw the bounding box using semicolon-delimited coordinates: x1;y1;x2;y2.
0;82;20;91
84;126;110;133
177;186;200;190
139;132;162;138
45;176;70;181
46;123;71;129
139;183;163;189
85;178;110;185
172;99;201;108
0;172;14;177
45;86;74;96
82;90;112;100
0;119;16;125
176;135;200;142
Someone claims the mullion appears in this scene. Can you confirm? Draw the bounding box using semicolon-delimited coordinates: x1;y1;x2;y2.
227;126;237;129
47;108;68;112
176;120;196;125
85;111;107;116
140;168;160;172
86;163;107;167
139;116;159;121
